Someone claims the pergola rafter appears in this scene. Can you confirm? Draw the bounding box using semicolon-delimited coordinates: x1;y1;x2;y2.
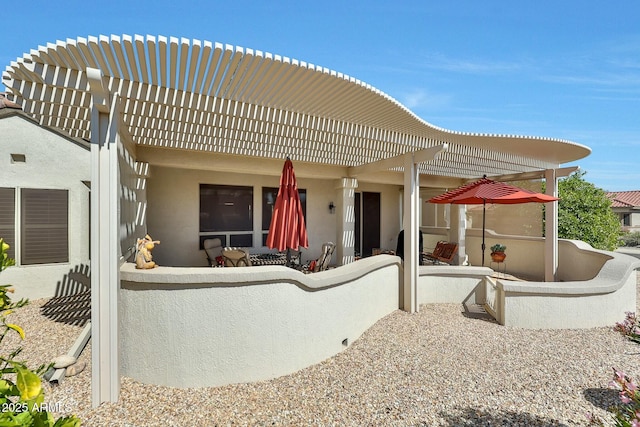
3;34;590;181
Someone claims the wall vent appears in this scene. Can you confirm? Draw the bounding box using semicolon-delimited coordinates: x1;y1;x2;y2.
10;153;26;163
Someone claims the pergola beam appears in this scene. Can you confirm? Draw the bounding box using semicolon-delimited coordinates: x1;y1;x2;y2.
486;166;580;183
348;144;448;177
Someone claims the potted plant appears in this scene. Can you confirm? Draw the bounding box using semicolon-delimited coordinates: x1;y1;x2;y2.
490;243;506;262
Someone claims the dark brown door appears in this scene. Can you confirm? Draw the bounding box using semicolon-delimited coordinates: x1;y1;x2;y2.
362;192;381;256
355;192;361;257
354;192;381;257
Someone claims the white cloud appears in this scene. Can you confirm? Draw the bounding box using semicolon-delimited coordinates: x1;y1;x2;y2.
400;88;452;111
582;169;640;191
415;52;526;75
567;129;640;148
540;72;640;87
576;158;640;191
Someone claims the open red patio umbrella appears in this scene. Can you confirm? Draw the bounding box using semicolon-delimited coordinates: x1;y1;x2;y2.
266;157;309;263
428;176;558;266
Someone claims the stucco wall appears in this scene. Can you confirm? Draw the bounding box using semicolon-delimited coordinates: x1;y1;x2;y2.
465;229;544;278
500;275;636;329
119;255;401;387
498;253;639;329
454;231;610;282
145;165;401;267
0;114;90;300
418;265;493;304
481;247;640;329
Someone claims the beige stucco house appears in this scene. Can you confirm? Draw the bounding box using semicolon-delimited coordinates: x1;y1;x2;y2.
0;107;90;300
3;34;638;407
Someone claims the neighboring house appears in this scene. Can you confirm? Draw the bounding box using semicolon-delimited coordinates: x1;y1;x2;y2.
607;191;640;233
0;106;91;301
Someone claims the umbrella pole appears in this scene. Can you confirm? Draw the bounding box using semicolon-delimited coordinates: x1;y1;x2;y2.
482;200;486;266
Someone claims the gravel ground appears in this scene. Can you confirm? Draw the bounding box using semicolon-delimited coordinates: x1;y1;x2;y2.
7;273;640;426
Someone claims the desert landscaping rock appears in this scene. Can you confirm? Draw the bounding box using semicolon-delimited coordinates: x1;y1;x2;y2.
65;361;86;377
6;272;640;426
52;355;77;369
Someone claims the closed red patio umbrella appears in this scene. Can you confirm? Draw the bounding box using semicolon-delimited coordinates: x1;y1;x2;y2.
266;157;309;263
429;177;558;266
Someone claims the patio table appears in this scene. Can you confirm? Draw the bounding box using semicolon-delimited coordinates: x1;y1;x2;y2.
249;253;288;266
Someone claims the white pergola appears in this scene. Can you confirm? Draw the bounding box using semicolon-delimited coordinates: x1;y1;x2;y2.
4;34;590;406
3;34;589;178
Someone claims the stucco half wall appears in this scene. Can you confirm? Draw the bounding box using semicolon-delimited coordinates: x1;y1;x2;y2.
417;241;639;329
120;255;401;388
492;248;640;329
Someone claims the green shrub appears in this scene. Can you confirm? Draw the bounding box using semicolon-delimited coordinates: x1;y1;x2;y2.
0;238;80;426
555;172;621;251
620;232;640;248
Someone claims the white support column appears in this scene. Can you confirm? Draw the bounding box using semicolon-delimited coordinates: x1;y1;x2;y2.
399;144;448;313
134;161;150;239
403;153;419;313
544;169;559;282
335;178;358;265
88;68;121;406
449;205;467;265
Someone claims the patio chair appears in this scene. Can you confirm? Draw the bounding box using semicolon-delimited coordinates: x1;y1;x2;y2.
204;238;223;267
222;247;252;267
286;249;302;269
423;241;458;265
301;242;336;273
315;242;336;272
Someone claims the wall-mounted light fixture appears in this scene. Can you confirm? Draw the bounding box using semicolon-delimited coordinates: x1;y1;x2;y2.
328;202;335;213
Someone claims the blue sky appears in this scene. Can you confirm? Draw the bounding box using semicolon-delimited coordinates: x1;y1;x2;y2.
2;1;639;191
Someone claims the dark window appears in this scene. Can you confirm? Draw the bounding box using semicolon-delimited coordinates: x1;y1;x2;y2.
261;187;307;230
200;184;253;232
261;187;306;246
21;189;68;265
0;188;16;259
623;213;631;227
200;185;254;248
199;234;227;249
230;234;253;247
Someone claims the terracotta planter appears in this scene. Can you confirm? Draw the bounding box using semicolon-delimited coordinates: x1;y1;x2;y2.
490;252;506;263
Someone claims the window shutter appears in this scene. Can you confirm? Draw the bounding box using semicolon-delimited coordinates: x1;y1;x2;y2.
0;188;16;259
21;189;69;264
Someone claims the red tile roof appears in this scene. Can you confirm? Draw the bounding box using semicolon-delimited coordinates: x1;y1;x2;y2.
607;191;640;208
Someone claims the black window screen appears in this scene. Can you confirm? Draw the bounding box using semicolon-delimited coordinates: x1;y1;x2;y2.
21;188;69;265
0;188;15;260
200;184;253;232
261;187;307;231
